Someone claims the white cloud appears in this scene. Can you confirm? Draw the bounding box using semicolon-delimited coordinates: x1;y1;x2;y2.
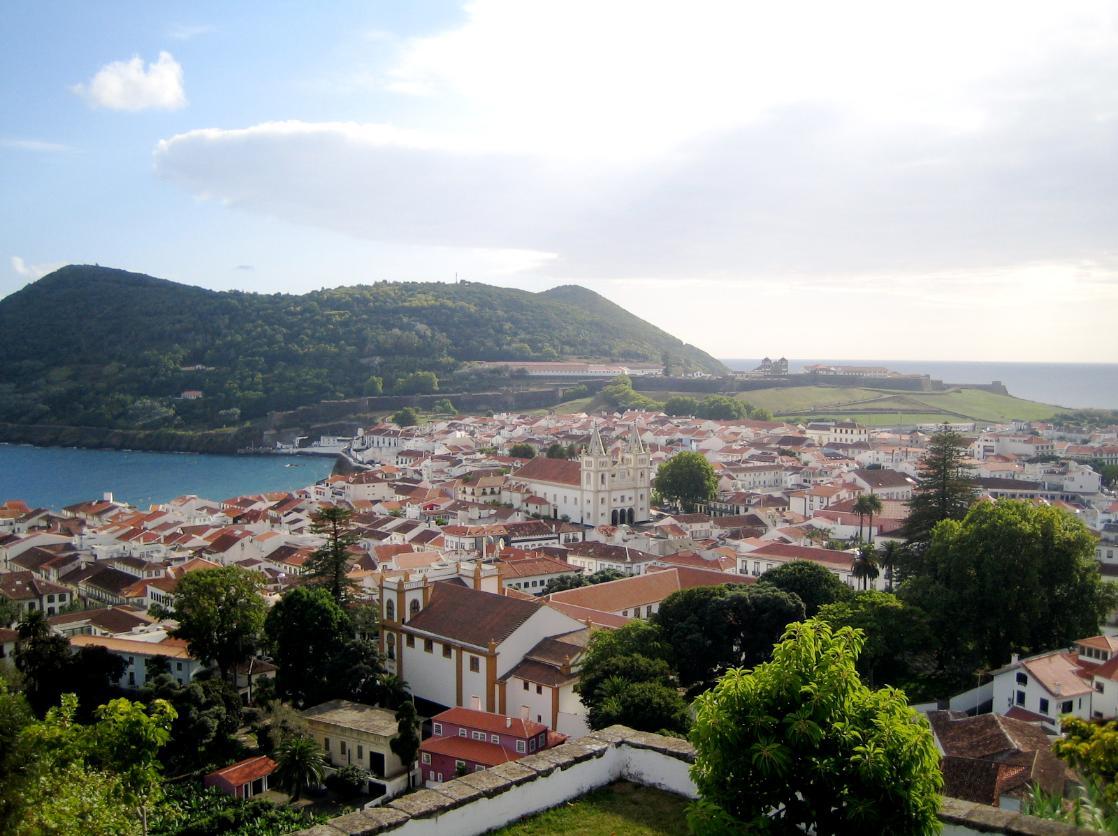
152;1;1118;359
168;23;214;41
11;256;63;280
73;52;186;111
0;138;72;152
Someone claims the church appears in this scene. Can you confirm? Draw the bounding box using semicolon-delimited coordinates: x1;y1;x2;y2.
512;426;652;527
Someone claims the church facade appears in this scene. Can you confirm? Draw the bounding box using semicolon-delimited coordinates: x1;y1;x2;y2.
513;426;652;527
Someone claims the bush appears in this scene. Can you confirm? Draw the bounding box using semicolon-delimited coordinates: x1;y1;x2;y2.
325;765;369;800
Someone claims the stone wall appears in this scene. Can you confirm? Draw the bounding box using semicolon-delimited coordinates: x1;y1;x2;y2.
296;726;1084;836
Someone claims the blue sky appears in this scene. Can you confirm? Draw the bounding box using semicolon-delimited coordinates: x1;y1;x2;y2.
3;1;1117;362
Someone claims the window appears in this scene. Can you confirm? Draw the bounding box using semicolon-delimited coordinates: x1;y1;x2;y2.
421;752;431;765
1016;672;1028;685
324;737;331;752
491;734;499;744
475;765;485;772
469;656;480;673
459;728;467;737
410;599;421;619
645;605;652;617
443;643;452;658
1062;700;1073;714
387;634;396;660
1039;698;1049;715
1015;690;1025;706
516;740;526;753
536;684;543;695
386;599;395;621
406;635;415;648
433;722;443;736
523;681;529;691
455;760;466;770
47;594;54;603
176;662;182;671
424;639;433;653
529;738;536;752
357;744;363;760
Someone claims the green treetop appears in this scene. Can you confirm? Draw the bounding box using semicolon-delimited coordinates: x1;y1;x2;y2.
654;451;717;512
170;565;266;682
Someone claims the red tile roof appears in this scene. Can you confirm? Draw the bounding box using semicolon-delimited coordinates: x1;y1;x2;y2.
432;706;548;739
207;755;277;785
513;457;582;487
420;736;517;767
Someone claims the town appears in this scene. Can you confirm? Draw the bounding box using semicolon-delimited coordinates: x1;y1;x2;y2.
2;399;1117;833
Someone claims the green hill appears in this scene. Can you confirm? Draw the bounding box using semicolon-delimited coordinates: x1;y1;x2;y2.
0;265;724;431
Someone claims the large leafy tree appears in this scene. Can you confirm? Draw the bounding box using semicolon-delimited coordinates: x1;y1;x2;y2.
654;451;718;512
903;424;978;548
576;620;689;734
654;585;804;692
816;592;933;692
900;500;1118;685
689;619;942;835
757;560;851;617
170;566;266;682
306;506;360;604
15;632;126;719
140;672;242;773
264;586;384;708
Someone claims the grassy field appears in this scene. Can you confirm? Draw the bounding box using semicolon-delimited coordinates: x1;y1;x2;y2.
493;781;690;836
541;384;1064;425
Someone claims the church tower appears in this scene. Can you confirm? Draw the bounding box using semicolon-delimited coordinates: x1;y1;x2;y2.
581;424;610;526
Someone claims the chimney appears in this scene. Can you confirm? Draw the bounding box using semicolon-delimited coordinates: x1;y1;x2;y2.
506;716;512;728
520;705;530;723
470;695;481;711
1011;653;1020;664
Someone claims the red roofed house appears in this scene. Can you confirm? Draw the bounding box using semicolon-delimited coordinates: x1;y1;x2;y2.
204;755;277;799
738;543;876;590
420;704;560;785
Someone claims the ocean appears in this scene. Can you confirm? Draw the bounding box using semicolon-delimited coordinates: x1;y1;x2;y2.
720;359;1118;410
0;445;336;511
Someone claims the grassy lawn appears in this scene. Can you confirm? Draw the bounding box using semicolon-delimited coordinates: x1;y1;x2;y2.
492;781;691;835
783;411;954;426
905;389;1066;421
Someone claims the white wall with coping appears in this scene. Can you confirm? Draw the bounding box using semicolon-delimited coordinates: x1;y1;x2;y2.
301;727;1086;836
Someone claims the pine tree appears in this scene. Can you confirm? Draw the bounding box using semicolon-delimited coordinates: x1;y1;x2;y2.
306;506;360;604
903;424;978;549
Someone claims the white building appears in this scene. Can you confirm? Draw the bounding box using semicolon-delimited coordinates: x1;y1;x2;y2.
514;426;651;527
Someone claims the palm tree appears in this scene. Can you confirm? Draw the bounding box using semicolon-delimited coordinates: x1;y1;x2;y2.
862;493;883;543
379;674;411;711
851;544;880;591
274;735;326;801
852;494;869;543
879;540;902;593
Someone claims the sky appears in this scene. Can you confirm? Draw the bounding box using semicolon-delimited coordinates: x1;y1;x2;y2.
2;1;1117;363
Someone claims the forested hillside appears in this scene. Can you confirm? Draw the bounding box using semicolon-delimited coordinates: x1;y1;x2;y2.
0;265;723;430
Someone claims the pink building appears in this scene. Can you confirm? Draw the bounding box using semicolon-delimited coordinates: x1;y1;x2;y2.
419;706;562;785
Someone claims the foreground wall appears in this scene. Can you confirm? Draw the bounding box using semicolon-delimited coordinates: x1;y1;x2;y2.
297;726;1092;836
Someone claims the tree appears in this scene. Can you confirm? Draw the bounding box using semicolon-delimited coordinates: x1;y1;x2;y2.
170;566;266;682
663;396;700;417
654;585;804;692
140;672;242;773
390;700;421;788
654;451;717;512
542;574;587;594
88;698;177;836
508;442;536;459
1053;717;1118;807
853;493;881;543
16;632;126;719
431;398;456;415
326;765;370;799
757;560;851;617
851;544;880;591
264;586;384;707
391;407;419;427
575;621;689;734
546;442;568;459
816;592;933;691
363;375;383;396
899;500;1118;686
0;597;19;629
903;424;978;548
689;619;942;835
274;735;326;801
306;506;360;604
879;540;903;593
394;371;438;395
